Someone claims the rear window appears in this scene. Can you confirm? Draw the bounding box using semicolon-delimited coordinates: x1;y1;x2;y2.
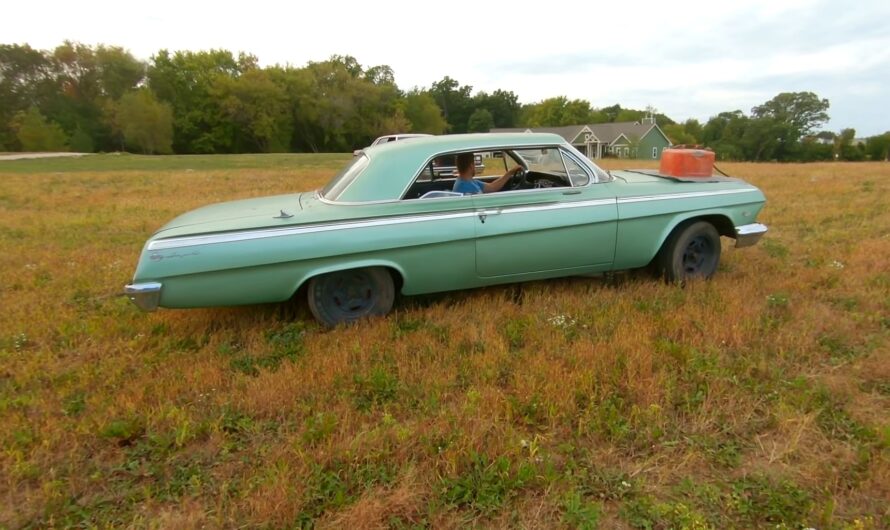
321;155;369;200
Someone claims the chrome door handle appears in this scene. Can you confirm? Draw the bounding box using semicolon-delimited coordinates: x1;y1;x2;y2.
477;209;501;223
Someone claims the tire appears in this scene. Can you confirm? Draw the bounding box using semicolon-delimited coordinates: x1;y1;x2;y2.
657;221;722;283
307;267;395;327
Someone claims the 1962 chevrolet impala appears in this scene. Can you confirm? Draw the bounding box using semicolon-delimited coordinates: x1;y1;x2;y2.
125;133;767;326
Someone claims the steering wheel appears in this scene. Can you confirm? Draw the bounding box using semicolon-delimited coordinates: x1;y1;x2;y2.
506;167;528;190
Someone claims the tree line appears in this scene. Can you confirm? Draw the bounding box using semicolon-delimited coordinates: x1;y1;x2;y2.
2;42;888;161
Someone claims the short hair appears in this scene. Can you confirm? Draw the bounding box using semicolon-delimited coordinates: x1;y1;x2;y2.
456;152;475;173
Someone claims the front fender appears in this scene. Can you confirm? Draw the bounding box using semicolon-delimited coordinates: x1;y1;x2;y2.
613;209;738;270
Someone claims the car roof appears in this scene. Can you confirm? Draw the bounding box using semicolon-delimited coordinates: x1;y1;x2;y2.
338;133;568;202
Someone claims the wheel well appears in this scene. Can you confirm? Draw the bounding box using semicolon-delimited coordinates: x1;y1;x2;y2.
650;215;733;266
697;214;735;238
293;265;404;301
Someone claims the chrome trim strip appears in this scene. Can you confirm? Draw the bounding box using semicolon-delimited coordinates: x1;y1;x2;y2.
147;210;479;251
494;198;615;215
147;198;618;251
124;282;162;312
617;188;759;204
734;223;768;248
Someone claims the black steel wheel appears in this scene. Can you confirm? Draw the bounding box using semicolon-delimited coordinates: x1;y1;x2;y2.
657;221;722;283
307;267;395;327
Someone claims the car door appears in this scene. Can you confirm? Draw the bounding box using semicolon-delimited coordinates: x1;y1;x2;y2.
472;150;618;278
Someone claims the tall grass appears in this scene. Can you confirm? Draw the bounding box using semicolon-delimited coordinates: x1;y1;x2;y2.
0;156;887;528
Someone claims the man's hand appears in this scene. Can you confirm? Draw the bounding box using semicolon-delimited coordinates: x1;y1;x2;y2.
483;165;524;193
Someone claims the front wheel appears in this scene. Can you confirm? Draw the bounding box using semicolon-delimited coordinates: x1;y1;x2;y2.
657;221;722;283
307;267;395;327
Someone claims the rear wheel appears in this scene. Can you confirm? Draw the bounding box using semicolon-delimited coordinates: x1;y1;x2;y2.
307;267;395;327
657;221;722;283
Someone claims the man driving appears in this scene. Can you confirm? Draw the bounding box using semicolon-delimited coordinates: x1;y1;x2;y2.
452;152;523;194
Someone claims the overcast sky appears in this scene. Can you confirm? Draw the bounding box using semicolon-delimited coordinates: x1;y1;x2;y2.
6;0;889;136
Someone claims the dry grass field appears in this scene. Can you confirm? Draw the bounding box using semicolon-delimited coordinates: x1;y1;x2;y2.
0;154;887;529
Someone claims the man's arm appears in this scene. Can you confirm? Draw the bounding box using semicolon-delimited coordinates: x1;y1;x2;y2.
483;166;523;193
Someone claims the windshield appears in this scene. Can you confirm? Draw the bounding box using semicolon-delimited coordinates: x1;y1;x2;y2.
321;155;369;200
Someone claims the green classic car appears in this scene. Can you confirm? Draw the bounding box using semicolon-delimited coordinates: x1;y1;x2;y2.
125;133;767;326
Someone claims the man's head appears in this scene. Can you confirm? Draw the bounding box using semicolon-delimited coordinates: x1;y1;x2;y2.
456;152;476;177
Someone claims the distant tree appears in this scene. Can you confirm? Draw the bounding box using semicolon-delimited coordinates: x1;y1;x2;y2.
378;106;412;135
13;106;69;151
403;91;447;134
740;117;786;160
148;49;250;153
662;123;695;145
599;104;623;122
364;65;396;86
94;45;144;99
751;91;829;160
473;89;520;128
865;132;890;161
520;96;596;127
211;68;291;152
683;119;703;142
467;108;494;132
69;124;95;152
429;76;474;133
797;136;834;161
0;44;55;149
615;108;646;122
114;89;173;154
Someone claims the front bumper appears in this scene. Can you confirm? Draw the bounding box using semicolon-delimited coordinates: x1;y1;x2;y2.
734;223;768;248
124;282;163;311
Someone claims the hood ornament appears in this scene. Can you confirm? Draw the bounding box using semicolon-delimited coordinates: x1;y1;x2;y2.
274;209;294;219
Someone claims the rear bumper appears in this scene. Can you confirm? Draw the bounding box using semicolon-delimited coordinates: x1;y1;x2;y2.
124;282;162;311
735;223;768;248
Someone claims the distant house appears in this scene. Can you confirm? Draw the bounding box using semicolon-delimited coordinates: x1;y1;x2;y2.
492;115;672;160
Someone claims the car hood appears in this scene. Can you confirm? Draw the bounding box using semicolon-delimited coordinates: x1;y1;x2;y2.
611;170;671;183
152;193;305;238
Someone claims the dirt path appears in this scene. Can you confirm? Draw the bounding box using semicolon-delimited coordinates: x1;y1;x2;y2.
0;152;91;161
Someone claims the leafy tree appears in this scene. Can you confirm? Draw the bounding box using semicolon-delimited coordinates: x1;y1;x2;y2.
378;106;412;135
683;119;703;143
13;106;68;151
662;123;695;145
865;132;890;161
750;91;829;160
740;117;787;160
94;45;144;99
403;91;447;134
474;89;520;128
615;108;646;122
797;136;833;161
520;96;597;127
114;89;173;154
429;76;474;133
148;49;251;153
0;44;55;149
212;68;291;152
69;125;95;152
467;108;494;132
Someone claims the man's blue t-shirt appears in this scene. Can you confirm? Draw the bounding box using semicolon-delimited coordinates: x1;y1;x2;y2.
453;178;484;194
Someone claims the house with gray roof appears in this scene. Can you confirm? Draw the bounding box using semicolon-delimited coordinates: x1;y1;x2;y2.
492;116;672;160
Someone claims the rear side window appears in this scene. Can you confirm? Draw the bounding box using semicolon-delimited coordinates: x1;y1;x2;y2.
321;155;369;200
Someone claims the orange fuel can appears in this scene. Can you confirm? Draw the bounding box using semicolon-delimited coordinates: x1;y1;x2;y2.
659;146;715;177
